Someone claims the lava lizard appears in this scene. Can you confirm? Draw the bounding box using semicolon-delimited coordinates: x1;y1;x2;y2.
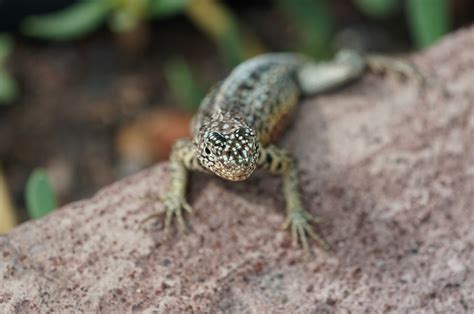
144;50;423;252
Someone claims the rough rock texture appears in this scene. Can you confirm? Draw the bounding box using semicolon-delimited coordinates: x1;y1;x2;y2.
1;28;474;313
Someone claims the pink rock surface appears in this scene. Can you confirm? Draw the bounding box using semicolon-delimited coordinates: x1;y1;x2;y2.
1;27;473;313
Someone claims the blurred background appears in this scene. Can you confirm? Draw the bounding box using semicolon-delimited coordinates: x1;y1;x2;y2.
0;0;473;233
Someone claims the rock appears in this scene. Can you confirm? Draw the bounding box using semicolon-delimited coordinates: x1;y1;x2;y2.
1;27;474;313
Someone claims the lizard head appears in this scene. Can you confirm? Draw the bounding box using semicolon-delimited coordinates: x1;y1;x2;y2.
196;110;259;181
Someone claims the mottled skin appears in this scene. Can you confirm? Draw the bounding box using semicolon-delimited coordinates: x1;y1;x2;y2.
145;50;422;252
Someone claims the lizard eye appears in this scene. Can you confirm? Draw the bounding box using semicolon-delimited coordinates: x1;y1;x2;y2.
204;147;211;155
210;131;226;142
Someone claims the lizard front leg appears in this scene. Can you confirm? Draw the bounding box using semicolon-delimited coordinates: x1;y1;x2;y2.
143;138;206;233
258;144;330;252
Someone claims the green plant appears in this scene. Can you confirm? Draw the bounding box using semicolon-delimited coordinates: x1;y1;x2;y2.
150;0;189;17
22;1;110;40
164;57;203;112
21;0;189;40
278;0;334;59
185;0;264;65
406;0;451;48
354;0;451;48
353;0;400;18
0;34;18;104
25;168;57;219
21;0;139;40
20;0;261;65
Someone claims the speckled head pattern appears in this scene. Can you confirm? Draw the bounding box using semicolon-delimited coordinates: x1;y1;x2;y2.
195;109;259;181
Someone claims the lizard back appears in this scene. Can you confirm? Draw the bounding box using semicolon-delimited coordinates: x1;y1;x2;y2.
192;54;306;145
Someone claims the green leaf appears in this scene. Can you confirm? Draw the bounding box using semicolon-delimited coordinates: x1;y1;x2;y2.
0;34;13;63
185;0;264;66
164;57;203;112
109;0;150;32
406;0;451;48
150;0;189;17
25;168;57;219
21;1;109;40
354;0;399;18
217;25;249;66
0;70;18;104
278;0;333;59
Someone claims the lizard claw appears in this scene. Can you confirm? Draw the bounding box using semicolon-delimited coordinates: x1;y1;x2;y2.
141;194;193;234
163;194;193;234
282;210;330;253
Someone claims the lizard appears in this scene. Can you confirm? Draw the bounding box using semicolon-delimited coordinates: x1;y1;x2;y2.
143;50;423;252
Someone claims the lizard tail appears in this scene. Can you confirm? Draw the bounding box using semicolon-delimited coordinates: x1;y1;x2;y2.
296;50;366;96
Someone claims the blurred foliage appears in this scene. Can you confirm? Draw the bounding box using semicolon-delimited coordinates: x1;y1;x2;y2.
186;0;264;65
22;1;110;40
13;0;454;90
406;0;451;48
0;69;17;104
353;0;400;18
0;34;18;104
25;168;57;219
21;0;178;39
0;34;12;61
19;0;263;66
0;169;17;234
354;0;450;48
164;57;203;112
109;0;150;32
150;0;189;17
278;0;333;59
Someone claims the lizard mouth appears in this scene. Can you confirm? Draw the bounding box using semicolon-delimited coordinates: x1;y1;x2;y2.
223;173;252;181
219;173;252;181
215;164;256;181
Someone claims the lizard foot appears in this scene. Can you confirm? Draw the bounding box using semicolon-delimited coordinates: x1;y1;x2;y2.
282;209;330;253
141;194;193;236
